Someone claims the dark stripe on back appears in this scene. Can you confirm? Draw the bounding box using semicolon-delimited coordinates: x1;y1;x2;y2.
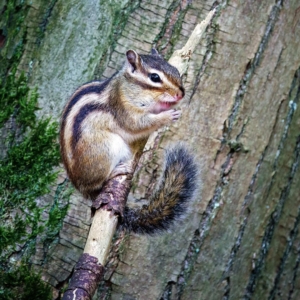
71;102;110;150
61;77;114;126
71;90;124;150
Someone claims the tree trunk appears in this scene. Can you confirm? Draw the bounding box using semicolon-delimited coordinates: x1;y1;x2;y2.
1;0;300;300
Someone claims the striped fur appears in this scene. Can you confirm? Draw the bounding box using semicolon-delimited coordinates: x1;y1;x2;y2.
60;50;196;233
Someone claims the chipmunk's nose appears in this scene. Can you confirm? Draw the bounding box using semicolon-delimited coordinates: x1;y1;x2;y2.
175;87;185;101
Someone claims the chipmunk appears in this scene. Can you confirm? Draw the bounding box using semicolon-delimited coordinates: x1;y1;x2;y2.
60;49;198;234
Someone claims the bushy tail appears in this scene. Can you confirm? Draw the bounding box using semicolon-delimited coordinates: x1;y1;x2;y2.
121;145;198;234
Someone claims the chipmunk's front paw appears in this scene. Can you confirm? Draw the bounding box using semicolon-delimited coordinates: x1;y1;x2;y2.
169;109;181;122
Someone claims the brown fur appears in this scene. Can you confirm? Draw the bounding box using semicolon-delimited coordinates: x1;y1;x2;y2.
60;50;185;201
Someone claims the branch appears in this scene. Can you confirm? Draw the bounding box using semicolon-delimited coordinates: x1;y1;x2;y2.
62;8;215;300
168;8;216;75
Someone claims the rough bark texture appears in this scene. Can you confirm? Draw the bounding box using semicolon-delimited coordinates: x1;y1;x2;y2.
1;0;300;299
62;253;104;300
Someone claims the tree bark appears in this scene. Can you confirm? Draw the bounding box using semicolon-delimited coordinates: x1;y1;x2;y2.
1;0;300;299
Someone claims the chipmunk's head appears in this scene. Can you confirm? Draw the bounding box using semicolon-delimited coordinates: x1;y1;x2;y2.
123;49;185;113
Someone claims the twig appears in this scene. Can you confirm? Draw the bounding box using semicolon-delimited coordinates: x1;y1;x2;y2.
168;8;216;75
62;8;215;300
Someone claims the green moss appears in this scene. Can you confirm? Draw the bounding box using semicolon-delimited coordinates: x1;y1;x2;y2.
0;68;66;298
0;120;59;199
0;264;52;300
0;67;60;195
0;64;64;295
0;67;61;257
0;0;72;295
44;179;72;247
0;0;29;79
0;69;38;130
0;0;72;294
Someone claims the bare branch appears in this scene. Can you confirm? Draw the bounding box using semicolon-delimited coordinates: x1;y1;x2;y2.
168;8;216;75
62;8;215;300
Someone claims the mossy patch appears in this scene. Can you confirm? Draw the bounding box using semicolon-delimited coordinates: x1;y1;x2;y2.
0;0;29;79
0;264;52;300
0;66;61;251
0;0;72;296
0;66;69;297
0;20;68;299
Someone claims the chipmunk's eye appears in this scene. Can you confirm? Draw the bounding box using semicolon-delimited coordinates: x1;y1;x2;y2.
149;73;161;83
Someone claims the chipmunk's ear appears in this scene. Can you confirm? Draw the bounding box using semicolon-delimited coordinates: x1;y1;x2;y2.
126;50;141;72
151;48;160;56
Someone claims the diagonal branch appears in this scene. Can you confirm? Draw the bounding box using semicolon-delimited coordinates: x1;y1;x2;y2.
62;8;215;300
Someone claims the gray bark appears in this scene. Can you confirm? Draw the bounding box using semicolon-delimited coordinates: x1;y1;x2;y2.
1;0;300;299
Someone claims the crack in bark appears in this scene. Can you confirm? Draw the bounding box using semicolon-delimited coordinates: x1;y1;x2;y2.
154;0;191;58
221;148;267;300
220;73;293;296
225;0;284;141
273;68;300;169
216;0;284;169
244;134;300;300
36;0;58;46
160;281;176;300
174;148;231;299
205;2;288;298
188;1;221;104
268;196;300;300
188;37;213;105
173;142;235;298
162;2;236;298
235;117;249;141
242;64;300;299
221;64;300;300
19;0;59;78
93;0;142;79
288;243;300;300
